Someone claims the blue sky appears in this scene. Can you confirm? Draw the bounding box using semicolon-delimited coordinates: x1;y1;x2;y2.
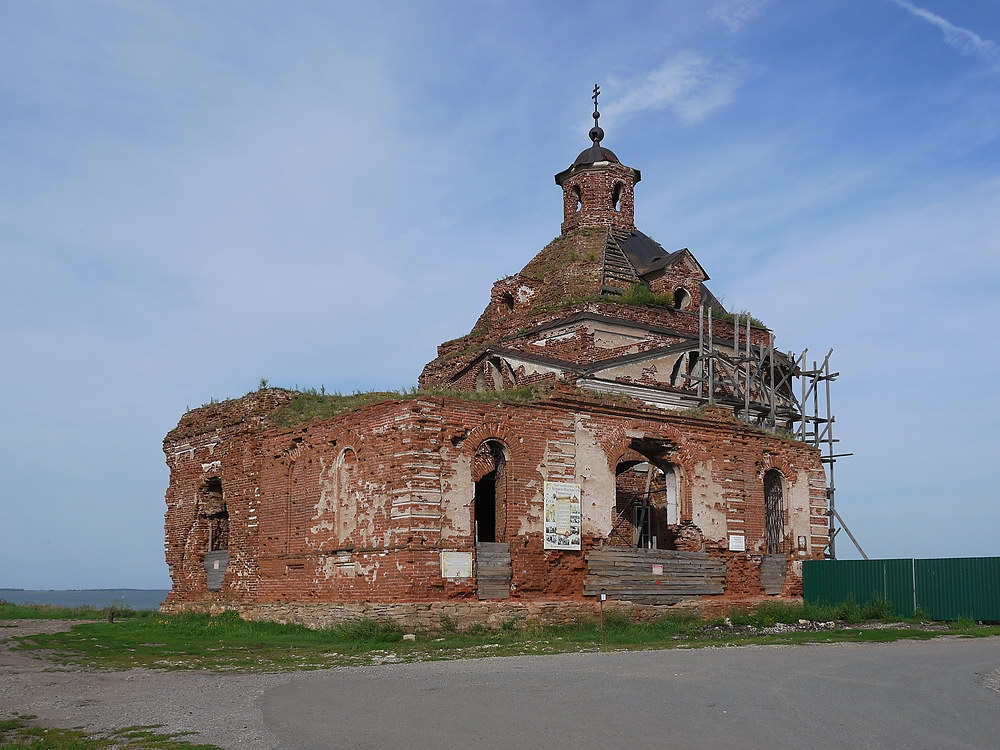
2;0;998;588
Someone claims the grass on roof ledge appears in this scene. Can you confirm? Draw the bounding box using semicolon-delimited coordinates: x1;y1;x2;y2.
268;385;544;427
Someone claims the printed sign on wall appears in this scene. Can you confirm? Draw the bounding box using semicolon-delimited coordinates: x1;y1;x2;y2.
440;551;474;578
543;481;582;550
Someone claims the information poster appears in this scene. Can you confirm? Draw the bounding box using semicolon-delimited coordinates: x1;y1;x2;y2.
543;481;582;550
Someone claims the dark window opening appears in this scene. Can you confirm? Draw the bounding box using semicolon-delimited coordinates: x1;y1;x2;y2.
764;469;785;554
669;350;699;388
474;471;497;542
572;184;582;212
612;182;624;211
201;478;229;551
499;291;515;314
209;508;229;551
204;476;222;498
673;287;691;310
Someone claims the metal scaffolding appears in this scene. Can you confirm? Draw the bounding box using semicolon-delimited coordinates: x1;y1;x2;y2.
692;306;866;560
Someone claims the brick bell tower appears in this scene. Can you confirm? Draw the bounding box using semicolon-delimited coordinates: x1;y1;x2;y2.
554;84;641;235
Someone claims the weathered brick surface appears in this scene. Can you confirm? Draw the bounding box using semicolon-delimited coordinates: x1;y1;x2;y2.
558;162;639;234
163;388;826;612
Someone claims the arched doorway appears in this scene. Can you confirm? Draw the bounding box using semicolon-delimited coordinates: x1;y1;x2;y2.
472;440;508;543
472;439;512;600
612;453;681;550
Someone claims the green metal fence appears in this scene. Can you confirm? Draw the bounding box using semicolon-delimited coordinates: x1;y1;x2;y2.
803;557;1000;621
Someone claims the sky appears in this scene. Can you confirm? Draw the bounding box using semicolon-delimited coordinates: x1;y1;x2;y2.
1;0;998;589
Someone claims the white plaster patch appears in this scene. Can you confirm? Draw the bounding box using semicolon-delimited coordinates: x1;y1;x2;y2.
516;284;536;303
690;460;727;542
574;419;615;537
787;469;814;553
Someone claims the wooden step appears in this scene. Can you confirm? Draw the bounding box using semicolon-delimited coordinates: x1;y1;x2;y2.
478;567;513;578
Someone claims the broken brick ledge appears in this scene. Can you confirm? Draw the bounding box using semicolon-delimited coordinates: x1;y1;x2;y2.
160;597;799;631
165;382;760;445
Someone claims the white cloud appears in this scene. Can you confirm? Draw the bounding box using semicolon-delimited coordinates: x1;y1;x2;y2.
709;0;775;32
603;53;750;126
887;0;1000;69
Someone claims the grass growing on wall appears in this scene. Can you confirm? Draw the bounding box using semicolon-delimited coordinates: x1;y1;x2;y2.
617;283;674;308
267;386;541;427
712;308;766;329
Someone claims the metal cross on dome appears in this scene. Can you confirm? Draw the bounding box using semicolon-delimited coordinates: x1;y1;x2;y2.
590;84;604;144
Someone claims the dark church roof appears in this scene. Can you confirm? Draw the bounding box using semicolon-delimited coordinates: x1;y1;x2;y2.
616;230;671;276
572;142;620;167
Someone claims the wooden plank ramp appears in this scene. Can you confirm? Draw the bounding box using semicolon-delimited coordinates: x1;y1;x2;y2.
477;542;512;600
585;548;726;603
759;554;787;595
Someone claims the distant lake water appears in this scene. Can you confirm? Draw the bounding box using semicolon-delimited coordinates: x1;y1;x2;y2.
0;589;169;611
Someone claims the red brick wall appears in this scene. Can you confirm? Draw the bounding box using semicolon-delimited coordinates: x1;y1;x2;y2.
163;390;827;609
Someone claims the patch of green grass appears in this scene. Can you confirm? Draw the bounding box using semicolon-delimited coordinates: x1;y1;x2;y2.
676;404;714;419
12;611;410;671
0;602;154;621
950;617;979;630
712;308;767;329
738;595;900;625
532;284;676;314
616;284;675;308
0;715;221;749
16;605;995;673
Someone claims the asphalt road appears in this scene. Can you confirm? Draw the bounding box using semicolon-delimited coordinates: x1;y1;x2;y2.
262;638;1000;750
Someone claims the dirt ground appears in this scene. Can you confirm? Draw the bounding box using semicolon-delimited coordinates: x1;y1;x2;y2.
0;620;283;748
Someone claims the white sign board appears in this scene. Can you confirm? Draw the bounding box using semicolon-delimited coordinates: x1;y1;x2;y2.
543;481;582;550
440;551;473;578
728;534;746;552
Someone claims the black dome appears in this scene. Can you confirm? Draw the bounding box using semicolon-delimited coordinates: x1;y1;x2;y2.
572;143;620;167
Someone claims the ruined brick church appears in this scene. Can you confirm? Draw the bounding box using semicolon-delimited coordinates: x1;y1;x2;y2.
162;91;830;627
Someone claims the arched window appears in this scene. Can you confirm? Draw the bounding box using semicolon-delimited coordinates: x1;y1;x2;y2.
764;469;785;554
612;181;624;211
572;184;582;212
673;287;692;310
338;448;357;538
663;464;679;526
669;350;700;388
477;357;509;392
